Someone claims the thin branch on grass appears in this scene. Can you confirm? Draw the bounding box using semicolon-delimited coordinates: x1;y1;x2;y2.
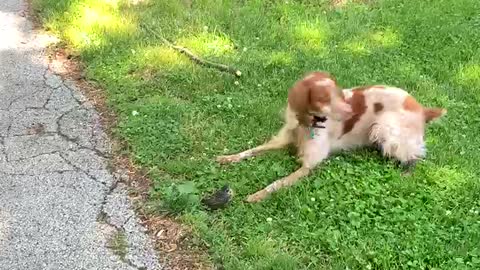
141;23;242;77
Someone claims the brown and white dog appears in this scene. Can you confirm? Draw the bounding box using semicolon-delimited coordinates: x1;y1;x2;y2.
217;72;446;203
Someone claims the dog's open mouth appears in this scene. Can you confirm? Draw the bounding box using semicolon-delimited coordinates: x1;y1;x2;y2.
311;115;327;128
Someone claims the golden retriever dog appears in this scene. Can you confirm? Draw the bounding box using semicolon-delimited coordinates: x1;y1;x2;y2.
217;71;446;203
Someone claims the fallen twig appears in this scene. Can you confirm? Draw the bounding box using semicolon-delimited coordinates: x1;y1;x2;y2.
141;23;242;77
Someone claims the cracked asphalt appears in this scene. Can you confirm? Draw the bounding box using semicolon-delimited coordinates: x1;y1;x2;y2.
0;1;161;269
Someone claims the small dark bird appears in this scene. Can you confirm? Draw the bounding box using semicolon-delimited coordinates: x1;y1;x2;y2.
201;185;234;210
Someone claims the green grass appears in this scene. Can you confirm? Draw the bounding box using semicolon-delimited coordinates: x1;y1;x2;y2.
33;0;480;269
107;230;128;261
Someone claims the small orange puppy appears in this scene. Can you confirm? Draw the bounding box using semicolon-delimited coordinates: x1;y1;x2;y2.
217;72;446;203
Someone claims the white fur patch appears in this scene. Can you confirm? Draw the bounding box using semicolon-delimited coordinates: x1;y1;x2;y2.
303;129;330;168
369;112;426;162
342;88;353;99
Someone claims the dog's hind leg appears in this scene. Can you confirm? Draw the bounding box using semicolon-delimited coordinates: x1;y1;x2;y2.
216;124;294;164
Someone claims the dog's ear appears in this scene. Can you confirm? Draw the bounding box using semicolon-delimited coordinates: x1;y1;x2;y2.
289;72;335;113
288;72;339;125
288;82;312;126
309;84;331;111
288;80;310;115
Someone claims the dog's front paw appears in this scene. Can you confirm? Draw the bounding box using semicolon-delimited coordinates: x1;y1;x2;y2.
216;154;241;164
245;190;268;203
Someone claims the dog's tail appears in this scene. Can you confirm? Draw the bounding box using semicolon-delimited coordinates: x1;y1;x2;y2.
423;107;447;123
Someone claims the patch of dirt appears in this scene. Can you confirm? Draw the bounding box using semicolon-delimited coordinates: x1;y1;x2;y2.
142;216;208;270
27;4;212;269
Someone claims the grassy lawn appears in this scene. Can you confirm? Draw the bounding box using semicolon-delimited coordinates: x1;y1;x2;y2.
33;0;480;269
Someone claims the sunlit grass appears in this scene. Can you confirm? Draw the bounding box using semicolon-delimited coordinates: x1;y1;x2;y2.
292;21;330;53
80;6;118;27
267;51;294;67
342;28;400;55
36;0;137;50
427;166;470;190
457;63;480;88
370;28;400;48
138;46;191;72
65;27;99;49
342;39;370;55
